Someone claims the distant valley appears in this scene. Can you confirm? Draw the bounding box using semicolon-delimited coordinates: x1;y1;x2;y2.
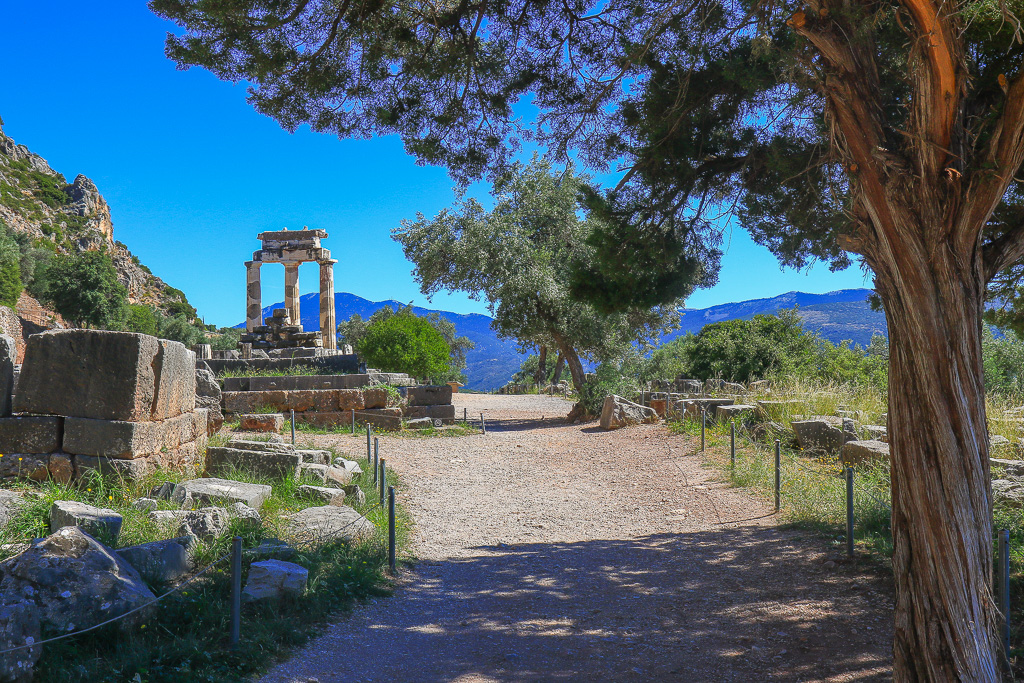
247;288;886;391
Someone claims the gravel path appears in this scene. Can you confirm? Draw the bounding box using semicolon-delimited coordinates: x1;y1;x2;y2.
257;394;893;682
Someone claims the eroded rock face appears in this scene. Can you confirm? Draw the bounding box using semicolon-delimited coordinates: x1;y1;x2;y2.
599;395;658;431
285;506;375;545
0;527;155;636
0;600;41;682
791;417;857;455
116;536;195;584
241;559;308;602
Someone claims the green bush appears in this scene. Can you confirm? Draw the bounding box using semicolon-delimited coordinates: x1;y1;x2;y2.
44;250;127;329
125;304;160;337
358;310;452;381
0;227;23;308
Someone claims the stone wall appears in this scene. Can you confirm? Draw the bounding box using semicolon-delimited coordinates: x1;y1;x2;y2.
0;330;208;482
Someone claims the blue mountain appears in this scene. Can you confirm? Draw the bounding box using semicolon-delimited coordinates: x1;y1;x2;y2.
240;287;886;391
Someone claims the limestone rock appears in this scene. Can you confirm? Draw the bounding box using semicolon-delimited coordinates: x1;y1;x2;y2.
0;454;49;483
151;339;196;420
116;536;195;584
716;404;754;421
406;385;452;407
49;501;123;545
993;479;1024;508
227;502;261;531
296;449;331;465
334;459;363;478
131;497;158;512
363;387;389;409
722;382;746;394
14;330;161;421
992;458;1024;478
285;506;375;545
0;600;41;682
791;417;856;454
245;538;297;560
840;440;890;467
177;507;229;541
297;485;347;506
239;414;285;433
171;478;272;510
0;491;24;528
241;559;308;602
0;335;15;419
406;417;432;429
341;485;366;506
205;446;301;481
0;527;155;634
224;439;295;453
599;395;658;431
991;435;1012;449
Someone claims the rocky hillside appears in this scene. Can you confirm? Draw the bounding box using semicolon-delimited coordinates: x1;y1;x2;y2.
0;124;189;354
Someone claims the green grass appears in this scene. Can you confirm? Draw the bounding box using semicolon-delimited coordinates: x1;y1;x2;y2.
0;443;411;683
216;366;359;379
392;423;481;438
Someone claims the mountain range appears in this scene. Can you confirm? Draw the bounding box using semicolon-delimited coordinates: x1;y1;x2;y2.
250;288;886;391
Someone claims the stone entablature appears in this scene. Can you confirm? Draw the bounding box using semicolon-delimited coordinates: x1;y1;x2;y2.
245;227;337;350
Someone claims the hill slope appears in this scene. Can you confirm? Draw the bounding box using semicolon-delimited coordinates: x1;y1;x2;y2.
248;288;887;391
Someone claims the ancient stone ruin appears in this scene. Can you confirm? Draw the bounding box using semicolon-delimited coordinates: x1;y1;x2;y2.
0;329;209;482
242;307;322;351
244;227;337;350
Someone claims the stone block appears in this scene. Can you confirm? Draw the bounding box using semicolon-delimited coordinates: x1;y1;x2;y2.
363;387;389;409
341;484;366;506
0;335;14;418
284;390;338;412
152;339;196;420
116;536;195;583
74;454;155;481
242;559;308;602
406;417;433;429
48;453;73;483
683;398;735;419
49;500;123;544
406;385;452;406
0;489;25;527
223;391;261;414
205;446;302;480
0;453;49;482
225;439;296;453
649;398;667;417
600;395;658;430
840;440;890;466
337;389;365;411
296;449;331;465
63;411;203;459
716;404;755;420
792;417;856;454
0;416;62;453
403;404;456;423
171;477;272;510
297;485;346;506
177;507;229;541
239;413;285;433
14;330;160;421
284;506;375;544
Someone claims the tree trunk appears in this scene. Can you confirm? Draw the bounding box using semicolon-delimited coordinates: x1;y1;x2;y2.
874;252;999;679
552;353;565;384
552;333;586;396
534;345;548;386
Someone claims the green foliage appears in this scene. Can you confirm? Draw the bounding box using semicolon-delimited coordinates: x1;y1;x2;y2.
0;226;22;308
644;309;888;390
158;314;205;347
211;326;242;350
395;158;681;395
44;250;127;329
337;313;367;351
982;326;1024;395
125;304;160;337
358;310;452;382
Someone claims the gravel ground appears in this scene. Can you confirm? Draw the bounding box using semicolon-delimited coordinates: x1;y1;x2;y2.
257;393;893;682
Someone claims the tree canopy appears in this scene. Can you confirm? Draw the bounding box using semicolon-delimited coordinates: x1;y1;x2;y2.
394;158;683;395
45;250;127;329
358;309;453;381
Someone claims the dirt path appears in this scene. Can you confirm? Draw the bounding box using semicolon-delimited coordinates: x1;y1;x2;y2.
257;394;893;682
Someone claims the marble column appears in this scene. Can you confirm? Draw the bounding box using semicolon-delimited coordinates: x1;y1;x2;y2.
319;259;337;350
284;264;300;325
245;261;262;331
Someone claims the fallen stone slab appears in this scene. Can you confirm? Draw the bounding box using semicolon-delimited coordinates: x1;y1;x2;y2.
341;485;366;506
840;440;890;467
285;505;375;545
239;413;285;433
405;385;453;407
403;404;456;423
242;559;308;602
791;417;856;454
993;479;1024;508
334;459;363;478
0;599;42;682
0;416;62;454
151;339;196;420
992;458;1024;478
297;485;347;506
63;411;206;458
683;398;735;419
716;404;755;420
74;454;156;481
864;425;887;441
600;395;658;430
171;478;272;510
14;330;163;422
0;490;25;527
49;500;123;545
132;497;158;512
363;387;389;409
224;439;296;453
227;502;261;531
406;417;433;430
245;538;297;560
116;536;196;584
177;507;229;541
205;446;302;481
296;449;331;465
0;526;155;634
0;453;49;483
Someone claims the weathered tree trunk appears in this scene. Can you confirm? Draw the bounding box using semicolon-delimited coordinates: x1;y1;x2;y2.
874;250;999;679
552;333;586;397
552;352;565;384
534;345;548;386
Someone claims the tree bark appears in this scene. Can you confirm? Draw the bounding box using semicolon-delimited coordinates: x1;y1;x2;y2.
873;250;999;680
552;333;586;397
552;352;565;384
534;345;548;386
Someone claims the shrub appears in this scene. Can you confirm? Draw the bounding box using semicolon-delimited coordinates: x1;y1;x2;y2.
125;304;160;337
358;310;451;381
44;250;127;328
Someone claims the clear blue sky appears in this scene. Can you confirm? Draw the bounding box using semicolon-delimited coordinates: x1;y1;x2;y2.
0;1;871;328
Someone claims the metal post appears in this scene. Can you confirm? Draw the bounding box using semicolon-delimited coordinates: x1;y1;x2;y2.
230;536;241;648
374;437;379;470
730;421;735;470
481;413;486;435
351;408;355;435
366;424;372;462
290;409;295;445
388;486;396;574
464;407;468;424
1000;528;1011;663
373;444;379;485
700;408;706;452
774;440;781;512
379;458;386;505
846;467;855;557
